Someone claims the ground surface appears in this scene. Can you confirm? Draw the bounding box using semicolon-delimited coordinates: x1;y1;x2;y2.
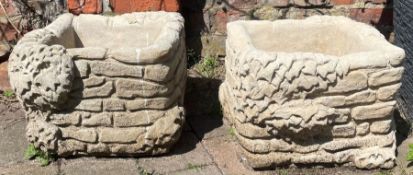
0;71;412;175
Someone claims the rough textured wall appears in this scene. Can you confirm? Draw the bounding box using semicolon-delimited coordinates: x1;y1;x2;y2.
219;16;404;169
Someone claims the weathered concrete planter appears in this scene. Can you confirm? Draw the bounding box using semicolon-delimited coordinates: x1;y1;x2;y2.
8;12;186;156
219;16;405;169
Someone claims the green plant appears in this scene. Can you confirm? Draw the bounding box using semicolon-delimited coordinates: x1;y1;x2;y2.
24;144;53;166
2;90;14;97
228;127;236;137
196;55;219;78
407;144;413;161
186;163;203;172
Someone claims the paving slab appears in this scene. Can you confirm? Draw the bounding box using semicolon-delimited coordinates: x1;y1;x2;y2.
137;132;215;174
0;101;27;166
59;157;141;175
0;162;59;175
170;164;222;175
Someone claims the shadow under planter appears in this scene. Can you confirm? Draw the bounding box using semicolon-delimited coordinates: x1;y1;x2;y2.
219;16;405;169
7;12;187;157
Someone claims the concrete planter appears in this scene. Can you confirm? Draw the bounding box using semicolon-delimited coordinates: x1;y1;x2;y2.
8;12;186;156
219;16;405;169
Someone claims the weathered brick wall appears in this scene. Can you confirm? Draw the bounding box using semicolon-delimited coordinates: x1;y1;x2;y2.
182;0;394;58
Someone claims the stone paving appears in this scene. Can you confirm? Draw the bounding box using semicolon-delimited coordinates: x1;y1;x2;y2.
0;75;412;175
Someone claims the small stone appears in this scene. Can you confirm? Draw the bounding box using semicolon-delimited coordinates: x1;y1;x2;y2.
351;101;395;120
328;71;368;93
368;67;404;87
60;127;98;143
322;132;394;152
87;143;110;153
333;109;350;124
82;81;114;98
103;99;125;111
345;90;376;105
113;110;165;127
314;96;346;107
115;79;170;98
83;76;106;88
332;122;356;137
377;83;401;101
57;140;87;155
89;61;143;78
74;60;90;78
49;113;81;126
370;120;392;134
99;128;145;143
356;122;370;136
75;99;103;112
82;113;112;127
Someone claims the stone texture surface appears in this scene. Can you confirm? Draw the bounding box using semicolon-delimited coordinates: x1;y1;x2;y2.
219;16;405;169
7;12;186;157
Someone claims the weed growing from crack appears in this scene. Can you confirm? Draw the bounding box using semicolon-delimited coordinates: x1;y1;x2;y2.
195;55;219;78
228;127;236;137
24;144;54;166
186;163;203;172
2;90;14;98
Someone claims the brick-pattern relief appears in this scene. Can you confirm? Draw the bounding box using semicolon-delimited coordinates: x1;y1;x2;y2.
8;12;187;156
219;16;404;169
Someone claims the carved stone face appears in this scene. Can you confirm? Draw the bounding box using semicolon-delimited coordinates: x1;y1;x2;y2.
8;44;74;110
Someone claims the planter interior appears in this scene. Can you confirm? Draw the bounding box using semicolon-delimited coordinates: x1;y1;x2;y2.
8;12;187;156
219;16;405;169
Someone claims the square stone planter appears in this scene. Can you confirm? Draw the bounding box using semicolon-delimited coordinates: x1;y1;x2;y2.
8;12;186;156
219;16;405;169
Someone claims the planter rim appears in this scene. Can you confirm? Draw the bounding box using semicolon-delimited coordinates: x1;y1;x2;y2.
18;12;184;65
227;15;404;67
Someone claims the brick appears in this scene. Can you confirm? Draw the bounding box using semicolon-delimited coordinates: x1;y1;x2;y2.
213;10;245;34
349;8;393;26
99;128;145;143
351;101;395;120
109;0;179;13
68;0;103;15
0;61;10;90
